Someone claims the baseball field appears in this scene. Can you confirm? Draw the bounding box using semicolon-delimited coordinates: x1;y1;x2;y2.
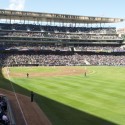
1;66;125;125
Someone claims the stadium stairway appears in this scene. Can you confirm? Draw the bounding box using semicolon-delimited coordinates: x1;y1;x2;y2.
84;59;90;65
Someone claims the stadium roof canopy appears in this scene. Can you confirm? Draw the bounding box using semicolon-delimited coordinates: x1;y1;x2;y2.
0;9;124;24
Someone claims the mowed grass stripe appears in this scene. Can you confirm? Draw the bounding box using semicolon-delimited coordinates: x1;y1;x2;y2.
13;76;125;108
12;75;125;115
12;74;125;108
12;74;125;104
14;78;122;120
44;76;125;98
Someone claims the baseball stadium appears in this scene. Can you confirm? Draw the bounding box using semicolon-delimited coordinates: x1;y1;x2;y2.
0;8;125;125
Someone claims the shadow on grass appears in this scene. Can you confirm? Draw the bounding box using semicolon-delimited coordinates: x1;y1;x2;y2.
0;67;116;125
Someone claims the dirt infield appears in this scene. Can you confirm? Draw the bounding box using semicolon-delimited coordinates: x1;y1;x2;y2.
9;67;88;78
0;88;52;125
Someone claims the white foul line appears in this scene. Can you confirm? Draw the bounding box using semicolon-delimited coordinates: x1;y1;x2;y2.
6;67;28;125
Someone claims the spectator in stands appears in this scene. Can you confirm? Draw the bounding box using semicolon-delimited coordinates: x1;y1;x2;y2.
0;95;9;125
2;111;9;125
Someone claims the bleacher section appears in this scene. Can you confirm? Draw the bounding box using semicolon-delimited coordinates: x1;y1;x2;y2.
0;23;125;66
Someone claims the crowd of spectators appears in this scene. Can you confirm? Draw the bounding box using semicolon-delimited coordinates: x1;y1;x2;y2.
1;53;125;66
0;95;9;125
0;23;116;34
84;54;125;65
0;41;124;52
4;54;86;66
2;31;122;40
0;23;124;67
74;46;125;52
0;42;71;51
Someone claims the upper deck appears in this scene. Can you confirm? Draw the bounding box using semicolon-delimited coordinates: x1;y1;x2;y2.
0;9;124;24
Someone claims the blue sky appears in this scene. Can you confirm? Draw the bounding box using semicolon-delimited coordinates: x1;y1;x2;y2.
0;0;125;28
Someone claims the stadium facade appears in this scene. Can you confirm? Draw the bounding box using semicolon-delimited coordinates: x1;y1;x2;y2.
0;9;125;66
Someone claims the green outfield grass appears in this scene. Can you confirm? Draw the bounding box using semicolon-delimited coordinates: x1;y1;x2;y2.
2;66;125;125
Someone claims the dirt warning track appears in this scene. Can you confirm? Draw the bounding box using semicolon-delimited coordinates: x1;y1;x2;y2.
0;88;52;125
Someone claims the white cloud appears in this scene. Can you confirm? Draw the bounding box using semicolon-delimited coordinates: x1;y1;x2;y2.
7;0;25;10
